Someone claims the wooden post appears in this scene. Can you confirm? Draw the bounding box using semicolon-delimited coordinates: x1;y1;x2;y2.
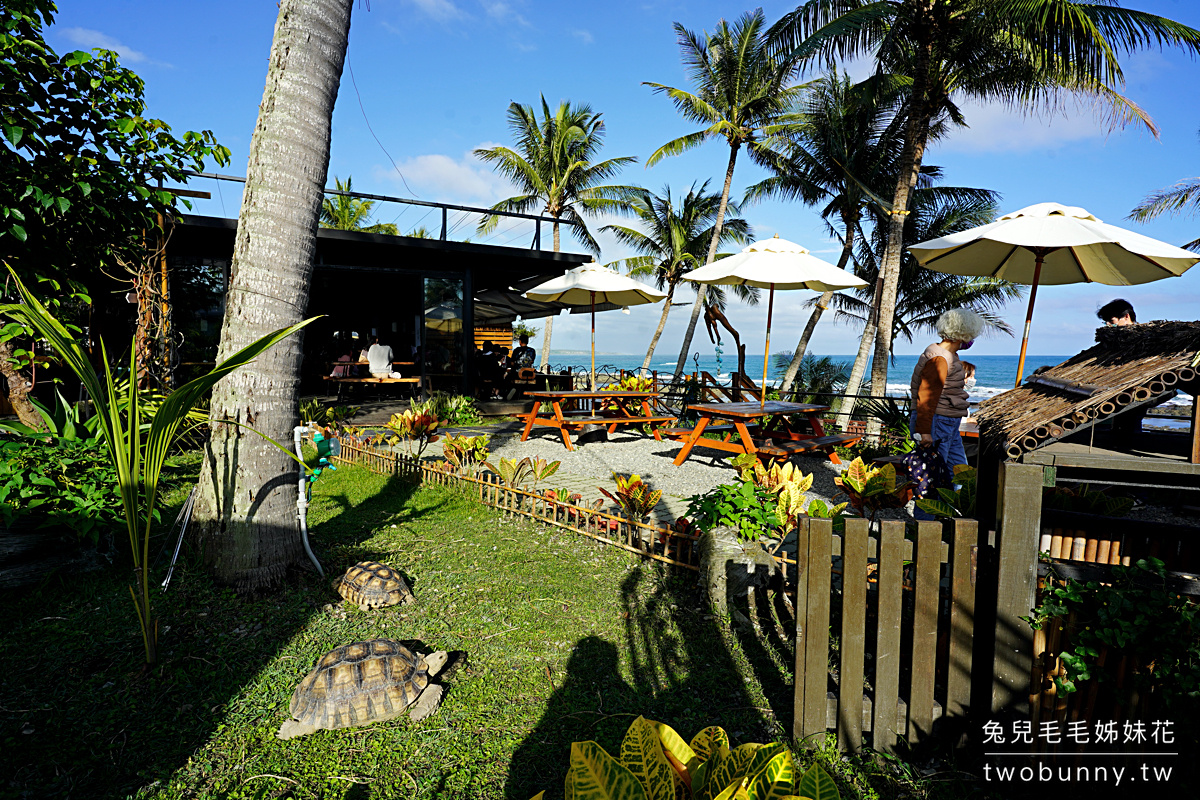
1190;391;1199;464
991;461;1043;716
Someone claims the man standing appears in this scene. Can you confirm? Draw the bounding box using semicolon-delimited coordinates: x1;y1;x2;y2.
1097;299;1137;326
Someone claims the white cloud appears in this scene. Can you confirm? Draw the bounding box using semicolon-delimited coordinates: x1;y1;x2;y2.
572;29;594;45
409;0;467;23
481;0;530;26
60;27;170;67
373;147;516;206
931;96;1108;154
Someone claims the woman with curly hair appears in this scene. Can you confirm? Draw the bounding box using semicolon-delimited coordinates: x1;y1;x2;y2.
909;308;985;473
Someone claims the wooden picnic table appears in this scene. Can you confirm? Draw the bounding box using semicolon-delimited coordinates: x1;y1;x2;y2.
518;390;676;451
663;401;862;466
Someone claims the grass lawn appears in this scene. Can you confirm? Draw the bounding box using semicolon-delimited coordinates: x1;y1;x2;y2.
0;459;987;800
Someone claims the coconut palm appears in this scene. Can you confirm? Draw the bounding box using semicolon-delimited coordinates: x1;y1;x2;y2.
745;70;909;397
827;182;1021;425
475;98;638;370
602;182;754;376
771;0;1200;402
1130;127;1200;251
646;9;807;379
192;0;352;591
320;176;399;235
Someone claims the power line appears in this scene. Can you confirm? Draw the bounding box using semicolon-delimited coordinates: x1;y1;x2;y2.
347;62;418;198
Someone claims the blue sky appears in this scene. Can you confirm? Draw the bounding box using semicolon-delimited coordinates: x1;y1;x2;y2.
49;0;1200;359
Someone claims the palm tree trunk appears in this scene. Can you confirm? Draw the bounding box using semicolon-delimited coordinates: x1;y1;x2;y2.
837;319;876;431
539;219;561;372
869;38;935;411
673;143;740;379
192;0;352;591
779;214;857;396
639;282;675;376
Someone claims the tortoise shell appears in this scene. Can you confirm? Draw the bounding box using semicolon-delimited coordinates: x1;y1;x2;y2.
337;561;414;610
288;639;429;732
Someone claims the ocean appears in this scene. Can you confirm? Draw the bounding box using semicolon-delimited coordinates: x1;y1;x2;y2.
545;351;1194;408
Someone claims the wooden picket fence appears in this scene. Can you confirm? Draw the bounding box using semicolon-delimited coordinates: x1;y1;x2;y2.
791;516;978;753
333;438;711;573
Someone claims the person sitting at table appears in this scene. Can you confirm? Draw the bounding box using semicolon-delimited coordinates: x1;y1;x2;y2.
1097;298;1136;326
366;336;394;378
511;334;536;370
909;307;984;472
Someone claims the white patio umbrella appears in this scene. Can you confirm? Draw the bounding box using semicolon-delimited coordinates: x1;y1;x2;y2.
909;202;1200;386
681;235;868;407
524;263;667;390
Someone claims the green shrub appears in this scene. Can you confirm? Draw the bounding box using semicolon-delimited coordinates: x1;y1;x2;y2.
417;391;483;426
0;436;123;542
685;481;781;542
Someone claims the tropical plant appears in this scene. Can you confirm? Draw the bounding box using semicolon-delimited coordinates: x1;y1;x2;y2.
914;464;978;519
441;434;490;477
0;437;123;542
417;391;483;426
645;9;806;379
298;398;359;431
1025;558;1200;715
602;182;753;375
385;410;440;459
834;457;909;525
853;396;913;455
771;354;850;403
526;715;840;800
598;374;655;413
475;97;637;370
600;473;663;521
191;0;352;592
771;0;1200;408
747;71;908;396
1130;127;1200;251
483;455;533;489
1042;484;1135;517
319;176;399;235
802;497;852;533
526;457;561;495
1;267;312;664
685;480;782;543
1;1;228;426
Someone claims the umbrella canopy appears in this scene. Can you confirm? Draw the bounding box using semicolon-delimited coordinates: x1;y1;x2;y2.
909;202;1200;384
682;236;867;406
524;263;667;389
683;235;868;291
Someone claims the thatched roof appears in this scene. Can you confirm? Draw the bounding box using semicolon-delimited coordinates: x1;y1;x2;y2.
977;321;1200;458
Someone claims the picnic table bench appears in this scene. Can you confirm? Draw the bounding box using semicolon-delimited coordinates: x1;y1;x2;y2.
517;390;674;451
665;401;859;466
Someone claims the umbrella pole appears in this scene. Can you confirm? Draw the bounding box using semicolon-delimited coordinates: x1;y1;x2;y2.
590;292;596;392
1014;254;1045;387
761;284;775;409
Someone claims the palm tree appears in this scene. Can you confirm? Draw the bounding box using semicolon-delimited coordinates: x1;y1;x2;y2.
1130;127;1200;250
745;71;908;397
320;176;399;235
475;98;638;370
771;0;1200;403
192;0;352;591
602;182;753;376
645;9;806;380
828;182;1021;426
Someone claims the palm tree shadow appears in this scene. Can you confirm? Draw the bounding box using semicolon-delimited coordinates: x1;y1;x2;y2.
505;565;773;800
0;469;436;798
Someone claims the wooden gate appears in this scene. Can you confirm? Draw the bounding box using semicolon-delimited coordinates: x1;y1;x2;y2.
792;517;978;752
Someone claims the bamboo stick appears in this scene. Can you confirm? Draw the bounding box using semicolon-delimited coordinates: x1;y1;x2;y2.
1006;443;1024;459
1116;392;1134;406
1160;370;1179;386
1096;539;1111;564
1178;367;1196;382
1021;435;1040;450
1060;417;1076;431
1070;535;1086;561
1084;537;1098;563
1050;530;1064;559
1148;380;1166;395
1098;401;1116;415
1034;425;1051;438
1133;387;1152;402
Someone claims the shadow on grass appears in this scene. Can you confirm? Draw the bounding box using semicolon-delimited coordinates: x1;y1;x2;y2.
505;565;780;800
0;469;423;799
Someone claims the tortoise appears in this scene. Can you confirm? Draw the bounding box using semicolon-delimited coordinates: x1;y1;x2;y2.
277;639;449;739
336;561;414;611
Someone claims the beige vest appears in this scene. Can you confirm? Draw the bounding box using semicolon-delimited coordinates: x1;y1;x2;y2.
910;343;968;418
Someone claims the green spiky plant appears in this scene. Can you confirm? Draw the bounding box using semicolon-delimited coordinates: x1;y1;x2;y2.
528;715;840;800
833;457;910;526
0;266;313;665
441;433;491;477
484;455;535;489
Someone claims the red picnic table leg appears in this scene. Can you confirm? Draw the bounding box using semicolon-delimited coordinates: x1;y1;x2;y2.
521;399;541;442
553;400;574;451
672;414;712;466
808;412;842;465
